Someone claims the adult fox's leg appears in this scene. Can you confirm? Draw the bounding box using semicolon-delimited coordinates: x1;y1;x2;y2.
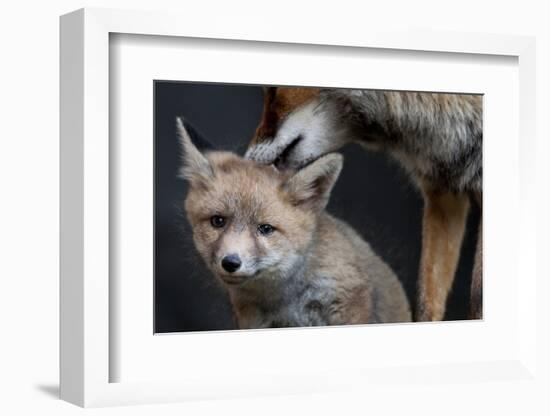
416;188;470;321
469;193;483;319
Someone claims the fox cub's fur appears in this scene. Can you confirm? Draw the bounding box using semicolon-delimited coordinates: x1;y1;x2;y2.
177;119;411;329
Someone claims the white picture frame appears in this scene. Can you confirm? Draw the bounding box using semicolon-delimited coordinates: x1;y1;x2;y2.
60;7;538;408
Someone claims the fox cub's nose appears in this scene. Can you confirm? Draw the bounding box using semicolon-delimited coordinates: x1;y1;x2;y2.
221;254;241;273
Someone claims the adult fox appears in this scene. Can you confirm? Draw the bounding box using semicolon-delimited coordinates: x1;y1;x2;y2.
246;87;482;321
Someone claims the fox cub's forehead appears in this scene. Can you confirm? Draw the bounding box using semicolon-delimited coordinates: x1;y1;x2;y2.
197;151;289;211
207;152;284;182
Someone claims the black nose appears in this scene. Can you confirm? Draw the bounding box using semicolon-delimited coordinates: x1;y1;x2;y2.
221;254;241;273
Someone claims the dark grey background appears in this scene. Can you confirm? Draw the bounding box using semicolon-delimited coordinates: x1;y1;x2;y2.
154;81;481;333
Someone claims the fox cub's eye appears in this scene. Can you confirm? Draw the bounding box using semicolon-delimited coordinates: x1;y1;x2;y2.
258;224;275;236
210;215;226;228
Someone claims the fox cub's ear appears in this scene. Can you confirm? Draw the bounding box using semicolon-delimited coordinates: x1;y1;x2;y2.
283;153;343;211
176;117;214;186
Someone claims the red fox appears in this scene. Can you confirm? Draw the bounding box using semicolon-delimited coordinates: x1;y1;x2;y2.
245;87;483;321
177;118;411;329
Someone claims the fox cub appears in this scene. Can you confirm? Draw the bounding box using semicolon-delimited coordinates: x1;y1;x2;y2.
177;119;411;329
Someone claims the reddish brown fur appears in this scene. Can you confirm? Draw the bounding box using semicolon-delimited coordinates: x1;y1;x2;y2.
417;188;470;321
252;87;320;144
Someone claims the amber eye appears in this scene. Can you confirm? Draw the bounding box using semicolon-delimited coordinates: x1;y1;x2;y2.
210;215;226;228
258;224;275;236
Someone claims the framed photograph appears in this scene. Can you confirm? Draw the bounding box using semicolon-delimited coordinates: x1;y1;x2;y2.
60;8;538;408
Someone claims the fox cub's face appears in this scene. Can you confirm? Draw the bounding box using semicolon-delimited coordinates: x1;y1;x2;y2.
177;118;343;287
